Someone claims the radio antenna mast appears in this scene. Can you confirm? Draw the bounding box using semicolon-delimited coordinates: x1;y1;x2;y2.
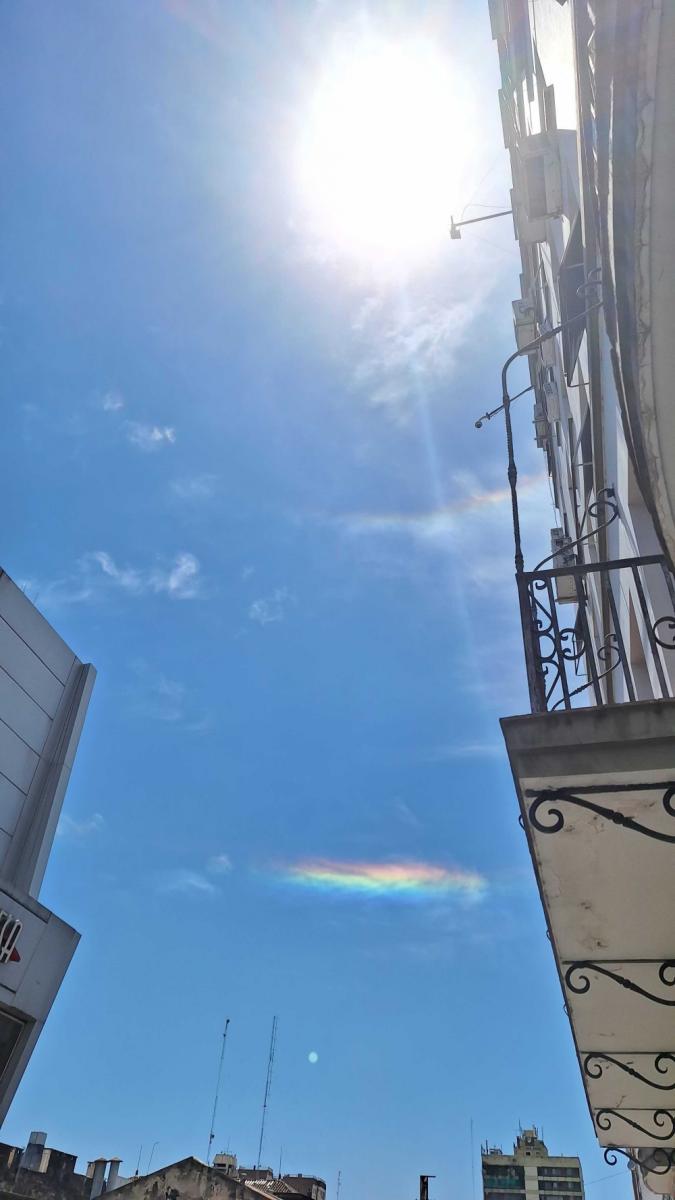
336;1170;342;1200
207;1018;230;1164
257;1016;278;1167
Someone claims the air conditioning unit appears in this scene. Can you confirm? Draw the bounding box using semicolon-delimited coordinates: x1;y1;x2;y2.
533;398;548;448
518;133;563;220
551;527;577;603
543;379;560;421
512;298;536;352
511;190;547;245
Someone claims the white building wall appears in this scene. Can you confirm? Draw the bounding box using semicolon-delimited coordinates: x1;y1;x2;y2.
491;0;675;710
0;569;95;1121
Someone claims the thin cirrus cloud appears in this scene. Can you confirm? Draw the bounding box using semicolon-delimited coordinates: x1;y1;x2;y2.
170;474;219;501
158;855;233;897
157;869;219;897
87;550;200;599
19;551;202;609
352;296;485;425
97;387;176;449
128;661;186;723
100;390;125;412
207;854;232;874
125;421;176;452
248;586;292;626
423;741;504;761
56;812;105;839
267;858;488;902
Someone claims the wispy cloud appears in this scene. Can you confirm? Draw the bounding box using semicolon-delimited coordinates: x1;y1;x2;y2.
207;853;232;875
394;800;423;830
248;586;293;626
87;550;200;599
101;390;125;412
423;741;504;762
128;661;186;722
170;474;218;501
125;422;176;451
157;868;218;897
57;812;105;839
351;293;492;424
21;550;202;610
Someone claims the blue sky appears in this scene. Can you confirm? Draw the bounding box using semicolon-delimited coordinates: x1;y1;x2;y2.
0;3;629;1200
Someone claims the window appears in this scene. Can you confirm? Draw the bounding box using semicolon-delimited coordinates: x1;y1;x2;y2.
558;214;586;382
538;1168;581;1178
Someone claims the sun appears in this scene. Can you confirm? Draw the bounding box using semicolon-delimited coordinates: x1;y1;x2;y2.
295;34;469;268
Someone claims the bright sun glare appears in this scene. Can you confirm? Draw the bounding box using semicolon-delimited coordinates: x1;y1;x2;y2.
296;36;468;267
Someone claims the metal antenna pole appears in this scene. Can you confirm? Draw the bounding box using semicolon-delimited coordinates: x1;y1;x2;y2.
420;1175;435;1200
207;1018;231;1165
135;1146;143;1178
257;1016;278;1167
336;1170;342;1200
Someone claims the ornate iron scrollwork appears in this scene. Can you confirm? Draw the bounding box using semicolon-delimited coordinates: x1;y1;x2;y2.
565;961;675;1006
654;617;675;650
584;1053;675;1090
533;488;619;572
603;1146;675;1174
528;785;675;843
596;1109;675;1142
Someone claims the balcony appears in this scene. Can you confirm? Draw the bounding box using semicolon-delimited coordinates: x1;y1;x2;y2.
519;549;675;715
501;493;675;1185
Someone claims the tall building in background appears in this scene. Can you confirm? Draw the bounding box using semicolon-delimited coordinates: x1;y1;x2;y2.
482;1128;584;1200
481;0;675;1193
0;570;95;1121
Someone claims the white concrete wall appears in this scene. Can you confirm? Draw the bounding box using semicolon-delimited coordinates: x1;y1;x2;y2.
0;572;95;897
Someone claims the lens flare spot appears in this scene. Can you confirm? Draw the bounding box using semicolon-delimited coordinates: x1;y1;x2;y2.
308;1051;319;1064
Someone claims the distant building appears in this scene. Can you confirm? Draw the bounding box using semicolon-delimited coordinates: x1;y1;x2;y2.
482;1128;584;1200
113;1158;326;1200
0;1131;323;1200
0;1130;126;1200
0;573;95;1121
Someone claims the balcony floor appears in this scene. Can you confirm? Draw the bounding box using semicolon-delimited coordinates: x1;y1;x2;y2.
501;700;675;1149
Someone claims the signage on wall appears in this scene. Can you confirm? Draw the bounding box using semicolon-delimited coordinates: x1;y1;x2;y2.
0;913;21;965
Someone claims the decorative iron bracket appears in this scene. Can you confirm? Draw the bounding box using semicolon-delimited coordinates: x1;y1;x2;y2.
604;1146;675;1174
526;782;675;843
584;1053;675;1090
565;961;675;1006
596;1109;675;1142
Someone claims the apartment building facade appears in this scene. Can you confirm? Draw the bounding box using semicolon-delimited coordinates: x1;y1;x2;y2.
487;0;675;1191
0;571;95;1121
482;1128;584;1200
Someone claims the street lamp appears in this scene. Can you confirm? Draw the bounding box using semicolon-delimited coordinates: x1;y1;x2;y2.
449;208;513;239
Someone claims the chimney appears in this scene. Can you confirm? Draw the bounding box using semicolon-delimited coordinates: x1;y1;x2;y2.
107;1159;122;1191
20;1133;47;1173
90;1158;107;1199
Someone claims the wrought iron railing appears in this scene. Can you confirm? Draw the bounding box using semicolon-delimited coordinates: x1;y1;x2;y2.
519;549;675;714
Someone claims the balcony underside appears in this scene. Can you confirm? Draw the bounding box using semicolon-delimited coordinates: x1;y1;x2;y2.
501;700;675;1154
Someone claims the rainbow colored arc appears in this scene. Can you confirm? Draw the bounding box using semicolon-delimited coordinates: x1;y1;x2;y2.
272;859;487;899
